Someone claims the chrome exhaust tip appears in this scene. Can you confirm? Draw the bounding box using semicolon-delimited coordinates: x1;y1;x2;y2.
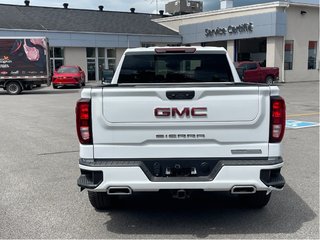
107;187;132;195
231;186;257;194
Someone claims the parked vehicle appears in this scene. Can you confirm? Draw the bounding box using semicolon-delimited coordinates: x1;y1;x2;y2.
235;61;279;84
0;37;51;95
76;47;286;210
101;69;114;84
52;65;85;89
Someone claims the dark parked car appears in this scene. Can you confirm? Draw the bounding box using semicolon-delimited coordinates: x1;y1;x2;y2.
101;69;114;84
235;61;279;85
52;65;85;89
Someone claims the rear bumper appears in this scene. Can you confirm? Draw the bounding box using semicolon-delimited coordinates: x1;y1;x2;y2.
78;157;285;193
52;79;80;85
53;83;79;87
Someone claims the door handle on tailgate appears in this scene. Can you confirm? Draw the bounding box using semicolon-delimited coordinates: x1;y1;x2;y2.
166;91;195;100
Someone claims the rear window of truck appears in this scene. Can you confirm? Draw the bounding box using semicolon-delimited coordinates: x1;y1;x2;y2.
118;54;234;84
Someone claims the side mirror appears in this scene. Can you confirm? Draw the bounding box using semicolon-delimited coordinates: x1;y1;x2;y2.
102;69;114;84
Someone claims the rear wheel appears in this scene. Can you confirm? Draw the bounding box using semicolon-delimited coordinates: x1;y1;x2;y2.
266;76;274;85
88;191;116;210
6;81;22;95
239;191;271;208
52;84;58;89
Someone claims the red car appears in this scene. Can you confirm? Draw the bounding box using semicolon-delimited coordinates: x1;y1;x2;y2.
52;65;86;89
235;61;279;85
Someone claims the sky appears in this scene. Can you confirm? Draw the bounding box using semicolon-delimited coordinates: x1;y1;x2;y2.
0;0;318;13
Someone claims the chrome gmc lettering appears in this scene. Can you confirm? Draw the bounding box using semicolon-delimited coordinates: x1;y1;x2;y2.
154;107;207;117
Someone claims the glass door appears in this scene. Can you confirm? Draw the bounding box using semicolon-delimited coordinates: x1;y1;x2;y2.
87;59;96;81
98;48;106;81
87;48;96;81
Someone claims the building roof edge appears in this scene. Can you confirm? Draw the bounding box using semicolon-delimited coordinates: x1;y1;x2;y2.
289;2;320;8
0;28;181;38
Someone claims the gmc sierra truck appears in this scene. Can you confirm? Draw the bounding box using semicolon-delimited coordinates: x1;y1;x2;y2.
76;47;286;210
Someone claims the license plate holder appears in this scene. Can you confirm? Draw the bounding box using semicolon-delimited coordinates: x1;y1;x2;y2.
166;166;197;177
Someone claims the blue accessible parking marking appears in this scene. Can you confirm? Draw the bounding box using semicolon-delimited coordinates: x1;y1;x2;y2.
286;120;320;129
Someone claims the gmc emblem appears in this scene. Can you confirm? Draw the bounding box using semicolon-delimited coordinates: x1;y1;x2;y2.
154;107;207;117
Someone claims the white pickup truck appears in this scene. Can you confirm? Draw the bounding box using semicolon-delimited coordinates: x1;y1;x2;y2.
76;47;286;209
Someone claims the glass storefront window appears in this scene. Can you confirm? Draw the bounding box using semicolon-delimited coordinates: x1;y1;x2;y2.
98;58;105;80
54;60;64;71
98;48;105;58
308;41;317;70
106;49;116;71
235;38;266;64
98;49;106;80
107;49;116;58
86;48;117;80
87;48;97;81
284;41;294;70
108;59;116;71
86;48;95;58
54;47;64;58
87;59;96;81
50;47;64;72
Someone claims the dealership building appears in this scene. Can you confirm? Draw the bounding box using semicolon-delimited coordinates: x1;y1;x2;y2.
0;2;181;81
0;0;319;82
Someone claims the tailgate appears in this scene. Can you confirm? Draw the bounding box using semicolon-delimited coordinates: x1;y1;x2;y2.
92;85;271;158
102;87;259;123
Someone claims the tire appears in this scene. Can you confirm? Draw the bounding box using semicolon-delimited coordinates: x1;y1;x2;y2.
88;191;115;210
53;84;58;89
265;76;274;85
239;191;271;208
6;81;22;95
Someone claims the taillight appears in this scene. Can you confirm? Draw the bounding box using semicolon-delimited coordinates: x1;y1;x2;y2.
270;96;286;143
76;98;92;145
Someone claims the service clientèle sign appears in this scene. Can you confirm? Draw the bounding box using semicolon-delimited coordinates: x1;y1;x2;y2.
205;22;254;37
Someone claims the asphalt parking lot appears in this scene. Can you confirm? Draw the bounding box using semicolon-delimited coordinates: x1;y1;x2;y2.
0;81;319;239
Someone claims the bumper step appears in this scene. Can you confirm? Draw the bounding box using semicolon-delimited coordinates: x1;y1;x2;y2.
77;170;103;190
260;168;285;189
